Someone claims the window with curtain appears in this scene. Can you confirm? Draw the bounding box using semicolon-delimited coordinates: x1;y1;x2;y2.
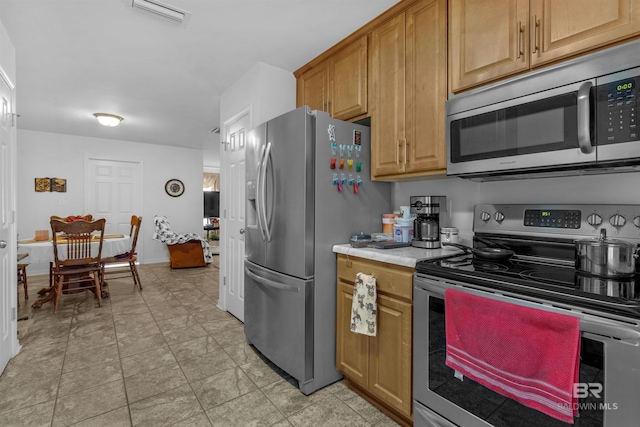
203;172;220;191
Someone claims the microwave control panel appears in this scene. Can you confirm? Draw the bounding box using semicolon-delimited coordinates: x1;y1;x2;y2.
597;74;639;145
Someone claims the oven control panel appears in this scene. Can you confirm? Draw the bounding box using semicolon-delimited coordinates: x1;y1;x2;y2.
474;204;640;241
524;209;581;228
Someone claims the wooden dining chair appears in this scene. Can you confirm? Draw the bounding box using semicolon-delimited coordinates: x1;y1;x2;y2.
17;262;28;305
101;215;143;291
45;215;94;290
50;218;106;314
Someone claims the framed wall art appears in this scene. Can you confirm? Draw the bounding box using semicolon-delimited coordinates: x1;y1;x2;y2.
35;177;51;192
165;179;185;197
35;177;67;192
51;178;67;192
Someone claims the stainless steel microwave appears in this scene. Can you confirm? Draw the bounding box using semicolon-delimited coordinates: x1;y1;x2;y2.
446;39;640;180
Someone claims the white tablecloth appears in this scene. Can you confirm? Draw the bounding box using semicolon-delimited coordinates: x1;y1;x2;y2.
18;236;130;275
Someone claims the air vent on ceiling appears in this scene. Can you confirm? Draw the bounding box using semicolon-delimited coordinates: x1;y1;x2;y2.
131;0;191;27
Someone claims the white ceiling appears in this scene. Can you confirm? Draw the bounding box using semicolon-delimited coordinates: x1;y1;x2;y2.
0;0;399;168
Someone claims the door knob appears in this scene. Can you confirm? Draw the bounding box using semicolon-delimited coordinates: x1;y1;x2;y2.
0;240;7;249
239;229;245;234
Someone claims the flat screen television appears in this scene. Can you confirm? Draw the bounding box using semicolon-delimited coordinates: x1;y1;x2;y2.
203;191;220;218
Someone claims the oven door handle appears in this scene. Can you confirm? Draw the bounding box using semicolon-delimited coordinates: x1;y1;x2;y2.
580;316;640;340
577;81;595;154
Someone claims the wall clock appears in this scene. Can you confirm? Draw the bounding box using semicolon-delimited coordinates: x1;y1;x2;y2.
165;179;185;197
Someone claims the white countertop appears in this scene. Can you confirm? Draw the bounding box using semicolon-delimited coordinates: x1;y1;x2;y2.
332;243;463;268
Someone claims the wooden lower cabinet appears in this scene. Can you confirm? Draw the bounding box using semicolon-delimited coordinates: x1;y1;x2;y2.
336;254;414;425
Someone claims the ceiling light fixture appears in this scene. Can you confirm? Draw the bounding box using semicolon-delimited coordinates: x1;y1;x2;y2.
93;113;124;127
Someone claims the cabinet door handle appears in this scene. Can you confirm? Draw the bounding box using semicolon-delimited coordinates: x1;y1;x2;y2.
397;139;402;165
532;15;540;54
404;139;408;165
517;21;524;59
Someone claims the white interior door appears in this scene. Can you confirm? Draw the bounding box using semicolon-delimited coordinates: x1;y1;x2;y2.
84;158;143;260
221;111;248;321
0;67;18;374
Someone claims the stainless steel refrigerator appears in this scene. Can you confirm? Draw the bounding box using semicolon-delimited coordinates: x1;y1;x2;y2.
244;106;392;395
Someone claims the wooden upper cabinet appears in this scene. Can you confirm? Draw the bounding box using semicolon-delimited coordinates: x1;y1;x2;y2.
405;0;447;173
450;0;640;92
370;13;407;177
449;0;530;93
531;0;640;67
371;0;447;179
330;35;368;120
296;61;329;112
296;36;368;121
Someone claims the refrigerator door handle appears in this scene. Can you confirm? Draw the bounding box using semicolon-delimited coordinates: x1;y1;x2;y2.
256;144;267;241
245;266;300;293
261;142;273;242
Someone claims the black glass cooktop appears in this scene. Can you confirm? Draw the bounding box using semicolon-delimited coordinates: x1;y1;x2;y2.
416;254;640;319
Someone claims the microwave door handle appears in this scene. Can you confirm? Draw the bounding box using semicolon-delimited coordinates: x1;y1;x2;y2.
577;81;595;154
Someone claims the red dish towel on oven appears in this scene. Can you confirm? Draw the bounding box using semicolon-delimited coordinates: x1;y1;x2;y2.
444;288;581;424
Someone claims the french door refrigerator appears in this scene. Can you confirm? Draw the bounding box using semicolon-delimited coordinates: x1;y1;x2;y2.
244;106;391;395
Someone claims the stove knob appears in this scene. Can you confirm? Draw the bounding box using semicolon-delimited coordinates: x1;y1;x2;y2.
494;211;505;223
609;214;626;228
634;216;640;228
586;213;602;227
480;211;491;222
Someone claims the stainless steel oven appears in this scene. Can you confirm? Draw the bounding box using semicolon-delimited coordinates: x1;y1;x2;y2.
446;39;640;180
413;204;640;427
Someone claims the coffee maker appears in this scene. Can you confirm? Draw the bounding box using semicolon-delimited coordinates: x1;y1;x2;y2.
411;196;446;248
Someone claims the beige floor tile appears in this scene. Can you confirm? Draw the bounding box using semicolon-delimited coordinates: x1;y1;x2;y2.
0;374;59;415
129;384;203;427
0;399;55;427
191;366;257;410
170;412;213;427
70;406;132;427
287;395;370;427
52;379;127;427
58;359;123;397
222;341;263;366
117;331;167;358
120;345;177;378
124;362;188;403
261;378;333;417
240;359;290;389
191;308;235;324
205;389;284;427
63;342;120;374
157;314;208;345
114;319;162;341
178;349;237;383
169;335;221;362
341;394;387;424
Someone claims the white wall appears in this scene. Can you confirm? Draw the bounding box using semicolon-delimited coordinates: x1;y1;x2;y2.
17;129;205;273
394;171;640;244
220;61;296;130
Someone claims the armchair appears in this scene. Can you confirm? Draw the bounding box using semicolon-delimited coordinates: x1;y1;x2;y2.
153;216;212;268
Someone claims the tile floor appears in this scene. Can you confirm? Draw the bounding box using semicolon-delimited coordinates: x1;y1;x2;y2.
1;257;400;427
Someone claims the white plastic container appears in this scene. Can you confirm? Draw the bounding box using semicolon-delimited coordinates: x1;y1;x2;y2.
394;224;413;243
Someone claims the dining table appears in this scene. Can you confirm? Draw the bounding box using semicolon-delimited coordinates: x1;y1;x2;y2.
18;234;130;309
